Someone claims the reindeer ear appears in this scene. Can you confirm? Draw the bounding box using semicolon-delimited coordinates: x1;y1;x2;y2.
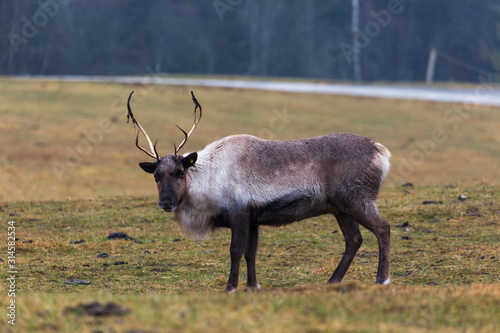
139;161;158;174
181;153;197;169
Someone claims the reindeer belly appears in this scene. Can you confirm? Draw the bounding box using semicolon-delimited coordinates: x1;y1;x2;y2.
254;192;334;226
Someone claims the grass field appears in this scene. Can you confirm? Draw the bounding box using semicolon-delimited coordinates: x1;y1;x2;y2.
0;78;499;332
1;78;500;201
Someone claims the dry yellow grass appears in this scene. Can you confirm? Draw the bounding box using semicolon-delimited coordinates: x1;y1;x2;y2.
1;78;499;332
2;283;498;332
1;78;499;202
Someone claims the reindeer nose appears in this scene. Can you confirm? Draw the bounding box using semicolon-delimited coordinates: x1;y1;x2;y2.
159;198;177;212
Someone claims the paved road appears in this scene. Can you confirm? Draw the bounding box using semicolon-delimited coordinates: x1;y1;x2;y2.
11;75;500;106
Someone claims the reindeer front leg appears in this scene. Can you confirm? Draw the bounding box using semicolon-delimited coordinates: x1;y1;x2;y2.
225;212;249;293
245;224;260;289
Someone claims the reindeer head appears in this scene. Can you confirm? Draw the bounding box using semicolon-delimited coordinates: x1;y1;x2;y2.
127;91;202;211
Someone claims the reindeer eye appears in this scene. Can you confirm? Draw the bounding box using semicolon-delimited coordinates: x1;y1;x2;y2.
154;174;160;182
177;170;185;179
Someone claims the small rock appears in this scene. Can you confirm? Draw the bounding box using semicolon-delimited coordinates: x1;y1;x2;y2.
107;232;130;240
421;229;434;233
36;310;49;318
0;258;4;262
445;185;456;189
23;240;33;244
401;236;411;240
395;270;413;277
396;222;410;228
63;279;91;285
142;250;151;254
465;212;481;217
458;194;467;201
103;263;110;267
430;219;441;223
107;232;143;243
113;261;127;265
402;182;414;187
331;230;339;234
97;253;108;258
173;238;182;242
9;213;19;217
82;263;90;267
423;201;443;205
426;281;439;286
70;239;86;245
64;301;129;316
480;256;486;259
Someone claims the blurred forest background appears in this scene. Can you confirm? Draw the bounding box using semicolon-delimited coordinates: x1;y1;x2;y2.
1;0;500;82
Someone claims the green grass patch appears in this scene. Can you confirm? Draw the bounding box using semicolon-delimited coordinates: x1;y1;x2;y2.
1;183;499;332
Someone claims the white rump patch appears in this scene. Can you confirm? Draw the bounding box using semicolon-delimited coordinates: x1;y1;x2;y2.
373;142;391;180
383;277;390;286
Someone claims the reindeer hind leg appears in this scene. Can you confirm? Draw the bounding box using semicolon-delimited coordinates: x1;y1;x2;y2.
351;204;391;285
327;213;363;284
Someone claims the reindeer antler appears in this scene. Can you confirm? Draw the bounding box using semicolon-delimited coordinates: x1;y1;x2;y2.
174;91;202;158
127;91;160;161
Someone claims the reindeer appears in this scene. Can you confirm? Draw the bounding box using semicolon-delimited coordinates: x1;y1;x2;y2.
127;91;391;293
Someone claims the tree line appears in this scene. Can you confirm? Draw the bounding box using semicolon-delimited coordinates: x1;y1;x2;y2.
1;0;499;82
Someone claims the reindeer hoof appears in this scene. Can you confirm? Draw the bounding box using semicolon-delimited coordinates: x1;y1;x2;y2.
225;286;238;294
245;283;261;292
